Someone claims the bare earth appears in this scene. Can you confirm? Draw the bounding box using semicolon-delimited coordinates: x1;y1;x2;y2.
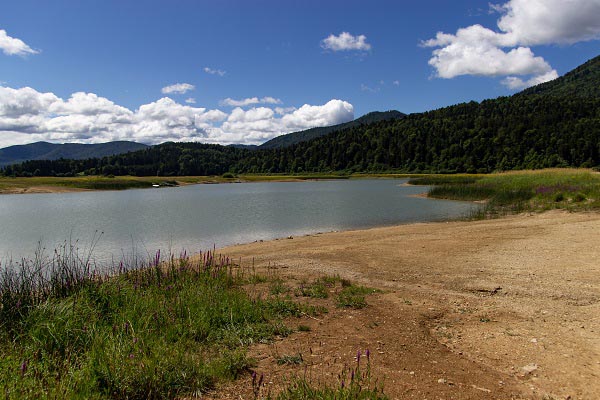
209;210;600;399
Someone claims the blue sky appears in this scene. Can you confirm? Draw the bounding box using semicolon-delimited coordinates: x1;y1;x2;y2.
0;0;599;147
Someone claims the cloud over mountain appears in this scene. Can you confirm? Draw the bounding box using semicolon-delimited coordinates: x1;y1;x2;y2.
0;86;354;147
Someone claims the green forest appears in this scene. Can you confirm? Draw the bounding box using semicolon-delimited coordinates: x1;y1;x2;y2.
3;55;599;177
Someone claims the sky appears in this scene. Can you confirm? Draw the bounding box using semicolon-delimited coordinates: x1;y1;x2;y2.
0;0;599;148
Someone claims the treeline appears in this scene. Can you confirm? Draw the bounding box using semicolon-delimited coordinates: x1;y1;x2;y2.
1;143;250;177
233;94;599;174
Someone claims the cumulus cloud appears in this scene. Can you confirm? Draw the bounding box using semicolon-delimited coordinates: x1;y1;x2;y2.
185;97;196;104
220;96;282;107
203;67;226;76
423;0;600;89
321;32;371;52
0;29;38;56
0;86;354;147
161;83;195;94
496;0;600;45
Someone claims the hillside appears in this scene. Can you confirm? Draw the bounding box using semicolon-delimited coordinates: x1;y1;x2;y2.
258;110;405;149
3;55;599;177
232;55;600;174
518;55;600;98
0;141;148;167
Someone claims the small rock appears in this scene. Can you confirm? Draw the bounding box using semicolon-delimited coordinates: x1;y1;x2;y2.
531;338;538;343
438;378;447;384
521;363;539;375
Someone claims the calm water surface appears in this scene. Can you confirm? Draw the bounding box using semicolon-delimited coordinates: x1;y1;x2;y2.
0;179;477;263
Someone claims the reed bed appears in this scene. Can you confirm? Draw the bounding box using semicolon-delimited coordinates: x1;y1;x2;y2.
409;169;600;218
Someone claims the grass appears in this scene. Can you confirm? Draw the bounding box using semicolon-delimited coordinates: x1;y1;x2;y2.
336;285;381;309
294;279;329;299
408;169;600;217
265;350;387;400
0;173;368;193
0;175;210;192
0;244;327;399
275;354;303;366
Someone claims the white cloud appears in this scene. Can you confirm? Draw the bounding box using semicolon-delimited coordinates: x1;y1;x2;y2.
203;67;226;76
321;32;371;52
220;96;282;107
161;83;195;94
0;29;38;56
423;0;600;89
425;25;556;79
360;84;379;93
274;106;296;115
496;0;600;46
185;97;196;104
281;99;353;131
501;70;560;90
0;86;354;147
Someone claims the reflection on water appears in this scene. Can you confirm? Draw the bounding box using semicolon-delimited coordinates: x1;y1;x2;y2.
0;179;477;263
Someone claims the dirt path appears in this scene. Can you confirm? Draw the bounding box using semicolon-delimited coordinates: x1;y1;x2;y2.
212;211;600;399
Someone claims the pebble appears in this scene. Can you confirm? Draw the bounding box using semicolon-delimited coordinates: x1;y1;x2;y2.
521;363;539;375
438;378;447;384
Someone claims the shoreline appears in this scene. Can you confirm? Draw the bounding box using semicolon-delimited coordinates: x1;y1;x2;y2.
0;174;417;195
214;210;600;399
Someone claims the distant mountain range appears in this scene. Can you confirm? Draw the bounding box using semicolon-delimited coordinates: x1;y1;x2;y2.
0;111;405;166
0;141;148;167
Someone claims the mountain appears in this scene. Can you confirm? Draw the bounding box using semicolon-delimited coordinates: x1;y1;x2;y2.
258;110;405;149
518;55;600;98
4;55;599;177
0;141;149;167
231;55;600;173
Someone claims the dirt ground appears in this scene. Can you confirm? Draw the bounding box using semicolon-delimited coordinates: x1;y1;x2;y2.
206;210;600;399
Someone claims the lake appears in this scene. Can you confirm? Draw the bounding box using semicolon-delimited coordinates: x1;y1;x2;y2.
0;179;477;263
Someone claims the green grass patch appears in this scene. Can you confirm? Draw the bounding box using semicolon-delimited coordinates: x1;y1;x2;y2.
276;353;303;366
414;169;600;217
336;285;381;309
294;279;329;299
0;247;315;399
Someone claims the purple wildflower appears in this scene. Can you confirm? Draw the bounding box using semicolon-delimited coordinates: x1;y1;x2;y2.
154;249;161;267
20;360;27;377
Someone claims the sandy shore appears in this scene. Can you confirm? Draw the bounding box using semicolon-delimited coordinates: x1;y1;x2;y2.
213;210;600;399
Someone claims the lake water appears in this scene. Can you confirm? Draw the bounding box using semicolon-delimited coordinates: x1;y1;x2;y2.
0;179;477;263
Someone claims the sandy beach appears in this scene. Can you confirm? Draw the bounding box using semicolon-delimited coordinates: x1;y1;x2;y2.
210;210;600;399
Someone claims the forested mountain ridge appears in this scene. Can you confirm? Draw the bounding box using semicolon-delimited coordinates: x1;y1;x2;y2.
518;55;600;98
2;55;599;177
232;55;600;173
258;110;405;149
0;141;148;167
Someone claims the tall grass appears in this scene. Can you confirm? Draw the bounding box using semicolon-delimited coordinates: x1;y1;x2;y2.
0;243;300;399
411;169;600;217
